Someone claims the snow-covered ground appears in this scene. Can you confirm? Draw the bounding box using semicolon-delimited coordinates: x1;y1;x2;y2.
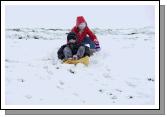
5;27;155;105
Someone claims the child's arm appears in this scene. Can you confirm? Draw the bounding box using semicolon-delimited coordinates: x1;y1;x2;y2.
86;27;98;42
87;27;101;51
71;26;77;33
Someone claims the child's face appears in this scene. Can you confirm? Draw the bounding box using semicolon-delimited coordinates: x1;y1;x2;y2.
69;39;76;44
78;22;86;30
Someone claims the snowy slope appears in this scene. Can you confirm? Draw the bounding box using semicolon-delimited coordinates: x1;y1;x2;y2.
5;27;155;105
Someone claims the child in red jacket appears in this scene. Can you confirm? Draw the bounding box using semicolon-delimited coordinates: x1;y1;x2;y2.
71;16;101;52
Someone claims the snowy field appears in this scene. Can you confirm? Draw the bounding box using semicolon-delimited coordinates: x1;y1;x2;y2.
5;27;155;105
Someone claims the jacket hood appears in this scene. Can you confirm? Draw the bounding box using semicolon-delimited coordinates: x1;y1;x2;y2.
76;16;86;27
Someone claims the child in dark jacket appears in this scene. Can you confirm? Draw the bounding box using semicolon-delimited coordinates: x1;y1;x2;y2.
57;32;90;61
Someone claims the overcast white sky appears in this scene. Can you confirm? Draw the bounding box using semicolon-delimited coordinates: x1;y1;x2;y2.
5;5;155;29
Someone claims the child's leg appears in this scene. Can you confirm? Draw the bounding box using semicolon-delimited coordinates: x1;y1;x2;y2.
76;46;85;58
81;37;96;49
63;46;72;59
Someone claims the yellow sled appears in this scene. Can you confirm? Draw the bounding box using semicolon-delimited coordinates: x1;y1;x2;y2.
63;56;89;65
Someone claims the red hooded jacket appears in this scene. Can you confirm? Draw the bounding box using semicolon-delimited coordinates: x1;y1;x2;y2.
71;16;98;44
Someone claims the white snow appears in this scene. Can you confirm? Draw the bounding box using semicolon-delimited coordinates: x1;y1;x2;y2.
5;27;155;105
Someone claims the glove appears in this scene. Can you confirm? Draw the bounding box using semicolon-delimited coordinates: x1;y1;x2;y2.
94;40;101;51
73;55;78;60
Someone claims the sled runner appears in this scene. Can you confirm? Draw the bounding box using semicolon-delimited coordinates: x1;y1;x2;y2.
63;56;89;65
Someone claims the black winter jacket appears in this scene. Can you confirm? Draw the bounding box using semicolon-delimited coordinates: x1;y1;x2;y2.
57;43;90;60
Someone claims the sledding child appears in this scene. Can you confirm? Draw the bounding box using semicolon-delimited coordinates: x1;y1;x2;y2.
57;32;90;61
71;16;101;52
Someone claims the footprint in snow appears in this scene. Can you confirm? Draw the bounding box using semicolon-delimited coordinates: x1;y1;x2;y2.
72;93;79;97
103;73;111;79
28;64;34;67
112;101;116;103
126;81;137;88
47;70;53;75
115;89;123;93
106;68;111;72
68;69;75;74
98;89;119;101
43;66;54;75
128;96;134;99
98;89;104;93
25;95;32;99
147;78;154;82
17;78;25;83
56;67;60;69
82;100;86;104
59;81;64;85
111;95;118;100
56;85;64;90
109;93;113;96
